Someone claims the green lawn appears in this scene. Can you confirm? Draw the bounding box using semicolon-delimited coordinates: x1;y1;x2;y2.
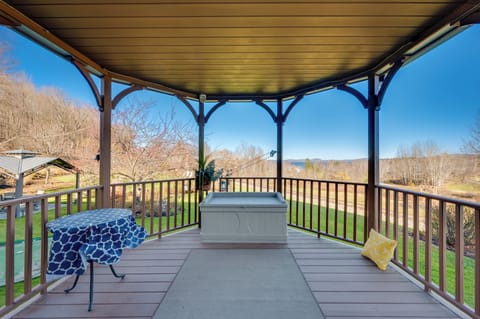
396;233;475;308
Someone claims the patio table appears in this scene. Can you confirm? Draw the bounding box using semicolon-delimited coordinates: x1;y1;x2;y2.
46;208;148;311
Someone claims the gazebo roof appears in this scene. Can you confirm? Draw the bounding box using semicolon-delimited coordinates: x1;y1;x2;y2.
0;1;479;100
0;150;76;178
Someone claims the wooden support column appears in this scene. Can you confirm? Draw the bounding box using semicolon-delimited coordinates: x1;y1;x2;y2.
99;76;113;208
198;99;205;205
276;99;284;193
367;74;380;232
338;61;403;237
14;174;23;217
254;96;303;195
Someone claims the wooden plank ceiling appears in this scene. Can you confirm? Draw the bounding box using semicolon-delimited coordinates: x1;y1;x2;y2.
1;0;479;100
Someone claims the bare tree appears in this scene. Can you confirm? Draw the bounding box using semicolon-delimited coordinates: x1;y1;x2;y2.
462;111;480;154
111;97;196;182
387;141;452;192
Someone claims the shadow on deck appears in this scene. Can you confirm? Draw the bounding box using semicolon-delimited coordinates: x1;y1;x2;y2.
11;228;461;319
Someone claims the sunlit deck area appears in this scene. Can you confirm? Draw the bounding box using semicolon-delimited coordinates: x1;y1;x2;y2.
11;228;461;319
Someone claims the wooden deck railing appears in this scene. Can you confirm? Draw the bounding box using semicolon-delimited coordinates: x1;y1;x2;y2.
1;178;478;318
378;184;480;318
280;177;367;245
110;178;199;237
209;177;367;245
0;186;101;317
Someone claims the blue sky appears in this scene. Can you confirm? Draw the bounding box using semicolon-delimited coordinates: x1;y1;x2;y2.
1;25;479;160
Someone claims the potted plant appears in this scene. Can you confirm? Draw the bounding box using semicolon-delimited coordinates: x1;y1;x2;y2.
196;157;223;190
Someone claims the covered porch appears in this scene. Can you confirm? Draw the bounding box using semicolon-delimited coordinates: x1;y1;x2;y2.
1;1;480;318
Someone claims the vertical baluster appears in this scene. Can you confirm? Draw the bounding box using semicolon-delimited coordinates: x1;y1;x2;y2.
326;182;330;235
132;186;137;215
181;180;185;227
5;206;15;306
40;198;49;294
76;190;82;212
413;195;419;274
122;184;127;208
67;193;72;215
402;192;408;268
378;187;383;234
87;189;92;210
302;180;306;228
150;182;155;235
173;181;178;229
353;184;358;242
188;179;192;225
455;204;464;304
310;180;314;230
289;179;293;225
24;202;33;294
141;183;147;226
425;198;432;291
55;195;61;218
111;185;116;207
334;182;338;236
363;185;368;243
439;200;447;292
343;183;348;239
296;179;299;227
385;189;391;238
317;181;322;238
159;182;163;237
167;182;171;231
393;191;399;260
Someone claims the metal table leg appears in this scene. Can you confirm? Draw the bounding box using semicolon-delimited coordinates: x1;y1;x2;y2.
63;261;126;311
88;260;94;312
64;274;80;293
109;265;126;279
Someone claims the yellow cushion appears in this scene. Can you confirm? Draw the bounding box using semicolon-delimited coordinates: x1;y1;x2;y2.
361;229;397;271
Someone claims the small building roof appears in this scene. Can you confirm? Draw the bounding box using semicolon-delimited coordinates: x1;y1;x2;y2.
0;150;76;179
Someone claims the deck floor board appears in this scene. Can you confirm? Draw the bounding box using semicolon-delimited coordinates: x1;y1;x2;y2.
11;228;461;319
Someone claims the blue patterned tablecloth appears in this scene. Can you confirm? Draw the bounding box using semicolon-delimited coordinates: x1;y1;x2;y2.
46;208;148;276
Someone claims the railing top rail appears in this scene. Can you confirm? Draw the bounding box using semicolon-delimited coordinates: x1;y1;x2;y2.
379;183;480;209
0;185;102;207
111;177;194;187
282;176;368;186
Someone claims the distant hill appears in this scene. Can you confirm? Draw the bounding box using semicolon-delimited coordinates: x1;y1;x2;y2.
286;158;363;169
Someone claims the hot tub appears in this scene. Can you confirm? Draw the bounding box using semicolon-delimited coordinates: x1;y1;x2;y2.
199;192;288;243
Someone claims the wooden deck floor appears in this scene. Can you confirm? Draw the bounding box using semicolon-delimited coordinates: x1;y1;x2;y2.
12;228;461;319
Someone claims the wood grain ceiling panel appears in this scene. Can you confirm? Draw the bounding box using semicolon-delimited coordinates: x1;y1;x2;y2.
2;0;472;98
